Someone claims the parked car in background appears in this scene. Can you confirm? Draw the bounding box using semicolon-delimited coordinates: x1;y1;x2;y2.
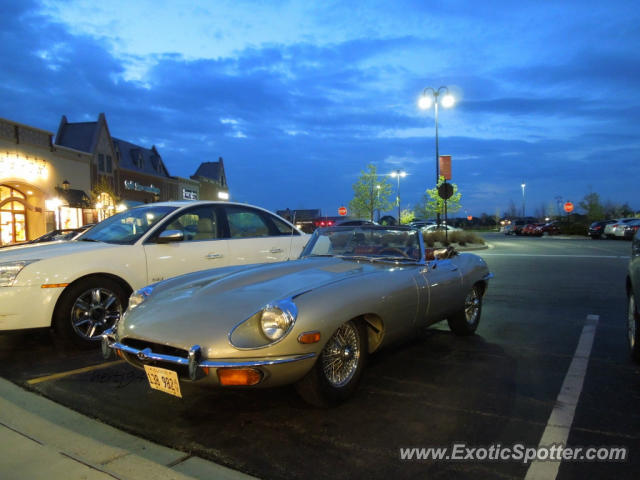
534;221;560;236
103;225;493;406
588;220;616;239
0;201;308;346
611;218;638;238
335;219;378;227
409;219;435;229
423;224;462;233
623;220;640;240
503;224;515;235
626;229;640;362
605;218;635;238
521;224;543;236
512;220;526;235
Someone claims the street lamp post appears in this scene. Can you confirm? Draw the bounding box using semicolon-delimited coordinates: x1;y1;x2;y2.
521;183;526;217
419;86;455;226
390;169;406;224
375;184;381;222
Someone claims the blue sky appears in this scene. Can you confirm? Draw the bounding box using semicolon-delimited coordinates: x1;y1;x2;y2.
1;0;638;217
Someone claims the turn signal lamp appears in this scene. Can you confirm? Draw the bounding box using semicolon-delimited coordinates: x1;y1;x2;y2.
217;368;262;386
298;331;321;344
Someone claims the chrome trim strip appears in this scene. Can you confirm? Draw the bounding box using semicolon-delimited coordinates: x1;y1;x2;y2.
108;340;316;368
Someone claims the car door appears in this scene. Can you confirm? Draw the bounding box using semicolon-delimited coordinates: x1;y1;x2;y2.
421;258;463;322
142;205;230;283
220;205;298;265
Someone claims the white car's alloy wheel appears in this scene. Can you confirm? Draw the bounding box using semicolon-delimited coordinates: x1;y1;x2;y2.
71;287;123;340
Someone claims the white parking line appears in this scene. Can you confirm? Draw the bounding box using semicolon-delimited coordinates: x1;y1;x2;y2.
480;253;630;259
524;314;599;480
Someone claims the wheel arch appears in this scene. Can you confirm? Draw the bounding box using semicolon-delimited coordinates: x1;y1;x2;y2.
51;273;134;326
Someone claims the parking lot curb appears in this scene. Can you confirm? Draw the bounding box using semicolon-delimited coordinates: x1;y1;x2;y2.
0;378;257;480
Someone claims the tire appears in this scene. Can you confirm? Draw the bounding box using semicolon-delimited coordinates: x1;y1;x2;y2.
628;292;640;363
295;319;368;407
447;284;483;336
53;276;129;348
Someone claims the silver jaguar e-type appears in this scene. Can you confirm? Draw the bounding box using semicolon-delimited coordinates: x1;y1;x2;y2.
103;225;492;406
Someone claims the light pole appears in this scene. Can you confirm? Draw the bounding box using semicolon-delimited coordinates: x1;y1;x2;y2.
390;169;406;224
375;184;381;222
419;86;455;225
521;183;526;217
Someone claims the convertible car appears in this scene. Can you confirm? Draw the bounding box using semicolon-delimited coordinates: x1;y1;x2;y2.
103;225;493;406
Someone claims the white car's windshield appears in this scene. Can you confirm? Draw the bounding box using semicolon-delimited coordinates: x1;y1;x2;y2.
301;226;422;261
79;205;177;244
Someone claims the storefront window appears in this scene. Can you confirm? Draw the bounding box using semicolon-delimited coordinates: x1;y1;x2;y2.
0;185;27;246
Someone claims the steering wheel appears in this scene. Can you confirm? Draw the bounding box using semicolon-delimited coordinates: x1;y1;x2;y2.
379;247;410;258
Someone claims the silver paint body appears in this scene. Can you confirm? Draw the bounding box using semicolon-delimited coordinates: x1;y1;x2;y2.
113;236;492;388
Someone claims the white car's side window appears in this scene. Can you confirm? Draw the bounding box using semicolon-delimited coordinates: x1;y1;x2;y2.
225;207;270;238
161;206;220;242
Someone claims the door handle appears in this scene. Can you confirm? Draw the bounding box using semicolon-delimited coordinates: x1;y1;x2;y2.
206;253;223;259
270;248;283;253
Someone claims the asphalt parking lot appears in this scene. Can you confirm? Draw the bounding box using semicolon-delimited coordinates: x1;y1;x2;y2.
1;233;638;480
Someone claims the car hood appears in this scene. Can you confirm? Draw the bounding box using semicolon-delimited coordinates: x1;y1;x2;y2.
118;257;386;350
0;240;116;261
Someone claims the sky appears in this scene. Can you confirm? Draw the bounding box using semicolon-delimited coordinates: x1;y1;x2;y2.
1;0;639;218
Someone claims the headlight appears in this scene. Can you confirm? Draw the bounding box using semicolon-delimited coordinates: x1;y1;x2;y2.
0;260;39;287
128;284;155;309
259;300;297;341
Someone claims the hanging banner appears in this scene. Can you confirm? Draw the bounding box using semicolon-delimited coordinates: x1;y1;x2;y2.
439;155;452;180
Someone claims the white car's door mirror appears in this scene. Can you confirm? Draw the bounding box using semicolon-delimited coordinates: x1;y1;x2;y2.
156;229;184;244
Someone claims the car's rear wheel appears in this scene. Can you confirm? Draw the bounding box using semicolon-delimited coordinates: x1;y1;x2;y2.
628;292;640;362
295;319;368;407
54;277;128;348
448;284;483;336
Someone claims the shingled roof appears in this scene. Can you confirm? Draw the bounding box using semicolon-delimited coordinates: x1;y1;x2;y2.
54;116;100;153
193;157;227;186
113;138;170;177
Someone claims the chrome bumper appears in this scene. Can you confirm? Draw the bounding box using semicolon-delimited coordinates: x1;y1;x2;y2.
101;329;316;381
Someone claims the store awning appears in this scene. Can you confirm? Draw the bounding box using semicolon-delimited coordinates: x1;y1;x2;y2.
55;187;91;208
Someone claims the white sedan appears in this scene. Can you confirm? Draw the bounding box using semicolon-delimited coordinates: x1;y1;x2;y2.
0;201;308;346
423;224;462;233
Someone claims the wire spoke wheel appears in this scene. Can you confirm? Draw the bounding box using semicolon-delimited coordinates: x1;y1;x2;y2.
321;322;361;388
71;287;123;341
464;289;481;325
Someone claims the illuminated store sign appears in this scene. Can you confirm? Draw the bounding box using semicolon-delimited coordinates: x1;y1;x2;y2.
0;153;48;181
182;188;198;200
123;180;160;195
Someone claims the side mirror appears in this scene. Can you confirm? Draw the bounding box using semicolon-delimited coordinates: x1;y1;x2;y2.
156;229;184;244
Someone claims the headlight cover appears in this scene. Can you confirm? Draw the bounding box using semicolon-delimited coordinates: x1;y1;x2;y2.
230;298;298;348
260;304;296;341
0;260;39;287
128;284;156;309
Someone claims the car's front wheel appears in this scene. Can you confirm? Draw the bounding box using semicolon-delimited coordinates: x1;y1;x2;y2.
628;292;640;362
54;277;129;348
296;319;368;407
448;284;483;335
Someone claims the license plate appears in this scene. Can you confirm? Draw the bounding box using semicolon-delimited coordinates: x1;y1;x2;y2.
143;365;182;398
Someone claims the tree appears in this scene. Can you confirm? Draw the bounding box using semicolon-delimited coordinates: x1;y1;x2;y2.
400;208;414;225
349;164;394;221
417;176;462;219
579;192;604;222
504;199;518;218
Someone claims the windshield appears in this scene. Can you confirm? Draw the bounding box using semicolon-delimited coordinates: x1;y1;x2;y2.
301;226;423;262
78;205;177;244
